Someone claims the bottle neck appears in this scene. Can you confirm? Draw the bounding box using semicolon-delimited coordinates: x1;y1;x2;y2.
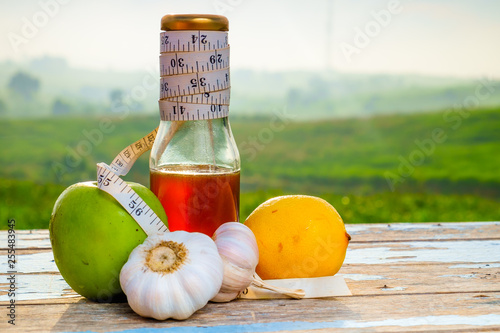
150;117;240;172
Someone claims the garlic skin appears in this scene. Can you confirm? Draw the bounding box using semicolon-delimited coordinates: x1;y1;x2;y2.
120;231;223;320
211;222;259;302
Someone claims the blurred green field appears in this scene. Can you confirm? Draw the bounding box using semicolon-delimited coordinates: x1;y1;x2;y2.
1;106;499;229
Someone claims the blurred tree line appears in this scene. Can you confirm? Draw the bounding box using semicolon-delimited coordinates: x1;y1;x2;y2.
0;70;143;118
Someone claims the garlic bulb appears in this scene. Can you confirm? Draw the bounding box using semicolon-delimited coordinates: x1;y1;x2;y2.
211;222;305;302
120;231;223;320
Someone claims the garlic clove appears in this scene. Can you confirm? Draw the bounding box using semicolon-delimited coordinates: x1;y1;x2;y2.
220;260;254;292
144;273;167;319
180;264;220;311
127;273;156;318
166;273;195;320
216;235;258;269
178;265;207;309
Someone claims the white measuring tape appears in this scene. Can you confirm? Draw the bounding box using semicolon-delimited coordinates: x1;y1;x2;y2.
160;47;230;76
96;127;167;235
165;90;230;105
160;30;230;121
159;100;229;121
96;163;168;235
159;68;230;99
160;31;228;53
96;29;231;235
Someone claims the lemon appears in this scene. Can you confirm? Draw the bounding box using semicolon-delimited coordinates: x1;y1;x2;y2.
244;195;350;279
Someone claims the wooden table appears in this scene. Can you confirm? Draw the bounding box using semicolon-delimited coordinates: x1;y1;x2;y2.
1;222;499;332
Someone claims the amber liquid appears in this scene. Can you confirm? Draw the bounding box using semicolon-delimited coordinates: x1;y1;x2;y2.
150;165;240;236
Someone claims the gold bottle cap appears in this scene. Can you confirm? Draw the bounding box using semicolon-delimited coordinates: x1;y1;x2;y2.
161;14;229;32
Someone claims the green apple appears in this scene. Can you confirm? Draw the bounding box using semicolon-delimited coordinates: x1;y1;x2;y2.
49;181;168;302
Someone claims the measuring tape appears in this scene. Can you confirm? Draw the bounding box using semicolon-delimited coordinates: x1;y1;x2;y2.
96;127;168;235
160;47;230;76
96;162;168;235
96;29;231;236
159;68;230;99
159;100;229;121
106;127;158;176
165;90;230;105
160;30;230;120
160;31;228;53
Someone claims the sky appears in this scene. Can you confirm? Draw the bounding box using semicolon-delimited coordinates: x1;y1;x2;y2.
1;0;500;78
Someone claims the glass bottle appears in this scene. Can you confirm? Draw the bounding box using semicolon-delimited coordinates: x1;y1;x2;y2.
150;14;240;236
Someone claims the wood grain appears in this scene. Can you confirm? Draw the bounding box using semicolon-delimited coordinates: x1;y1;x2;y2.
2;292;499;332
1;223;499;332
346;221;500;242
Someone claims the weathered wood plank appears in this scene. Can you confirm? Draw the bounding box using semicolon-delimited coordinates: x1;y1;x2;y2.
1;237;499;303
0;229;51;249
1;222;499;251
1;292;499;332
0;273;80;301
345;239;500;265
0;249;55;275
340;262;500;296
346;221;500;242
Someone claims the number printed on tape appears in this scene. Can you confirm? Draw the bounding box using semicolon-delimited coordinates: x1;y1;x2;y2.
160;47;229;76
160;31;228;53
159;100;229;121
97;163;168;235
108;127;158;176
160;68;230;99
